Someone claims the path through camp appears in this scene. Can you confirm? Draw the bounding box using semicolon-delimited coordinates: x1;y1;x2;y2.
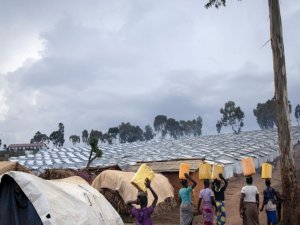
125;156;286;225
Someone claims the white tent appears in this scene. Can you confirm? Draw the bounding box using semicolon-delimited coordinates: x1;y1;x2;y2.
0;171;124;225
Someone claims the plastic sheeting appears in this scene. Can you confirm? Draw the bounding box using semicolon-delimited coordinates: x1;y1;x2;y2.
0;171;124;225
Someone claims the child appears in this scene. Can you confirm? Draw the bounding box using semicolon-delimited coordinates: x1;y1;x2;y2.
126;178;158;225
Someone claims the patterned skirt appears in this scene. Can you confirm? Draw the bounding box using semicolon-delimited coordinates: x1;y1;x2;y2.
180;203;193;225
216;201;226;225
202;201;214;225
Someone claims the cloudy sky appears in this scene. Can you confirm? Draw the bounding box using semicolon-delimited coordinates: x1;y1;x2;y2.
0;0;299;145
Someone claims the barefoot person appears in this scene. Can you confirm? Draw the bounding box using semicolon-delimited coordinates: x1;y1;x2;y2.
126;178;158;225
212;173;228;225
260;179;281;225
198;179;217;225
179;173;197;225
239;176;259;225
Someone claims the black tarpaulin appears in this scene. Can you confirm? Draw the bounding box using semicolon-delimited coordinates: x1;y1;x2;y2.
0;175;43;225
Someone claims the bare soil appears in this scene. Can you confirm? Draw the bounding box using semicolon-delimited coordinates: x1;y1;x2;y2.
125;144;300;225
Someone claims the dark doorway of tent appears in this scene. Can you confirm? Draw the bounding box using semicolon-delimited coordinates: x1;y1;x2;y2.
0;175;43;225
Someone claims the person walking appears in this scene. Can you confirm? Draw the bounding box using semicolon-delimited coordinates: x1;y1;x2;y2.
126;178;158;225
212;173;228;225
198;179;216;225
179;173;197;225
260;179;281;225
239;176;259;225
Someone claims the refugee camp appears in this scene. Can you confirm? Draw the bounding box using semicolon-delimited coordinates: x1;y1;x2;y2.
0;0;300;225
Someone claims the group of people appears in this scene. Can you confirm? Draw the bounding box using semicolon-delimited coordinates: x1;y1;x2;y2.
240;177;282;225
126;174;282;225
179;173;227;225
179;174;282;225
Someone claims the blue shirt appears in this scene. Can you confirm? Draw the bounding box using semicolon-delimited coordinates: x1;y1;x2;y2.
179;186;192;204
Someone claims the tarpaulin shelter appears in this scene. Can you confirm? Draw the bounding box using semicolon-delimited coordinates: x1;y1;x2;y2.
92;170;176;216
0;161;31;175
0;171;124;225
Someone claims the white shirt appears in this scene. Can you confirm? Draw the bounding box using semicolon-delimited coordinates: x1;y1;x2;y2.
241;185;259;203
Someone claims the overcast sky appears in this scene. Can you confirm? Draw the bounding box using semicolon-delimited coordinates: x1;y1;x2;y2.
0;0;299;145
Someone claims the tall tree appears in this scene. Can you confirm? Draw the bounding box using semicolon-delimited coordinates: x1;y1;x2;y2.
119;122;144;143
108;127;119;143
153;115;168;137
206;1;297;223
49;131;61;147
165;118;180;139
82;130;89;145
253;98;276;130
86;137;102;168
30;131;50;144
217;101;244;134
144;125;155;141
216;120;222;134
89;130;102;142
69;135;80;146
58;123;65;146
102;133;112;144
193;116;203;136
50;123;65;147
295;104;300;126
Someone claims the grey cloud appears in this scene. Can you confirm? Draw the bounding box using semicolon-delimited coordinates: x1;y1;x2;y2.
0;0;299;144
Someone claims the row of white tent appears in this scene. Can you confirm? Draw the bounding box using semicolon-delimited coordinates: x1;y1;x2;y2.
9;127;300;177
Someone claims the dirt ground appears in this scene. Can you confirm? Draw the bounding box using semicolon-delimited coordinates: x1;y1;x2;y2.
125;144;300;225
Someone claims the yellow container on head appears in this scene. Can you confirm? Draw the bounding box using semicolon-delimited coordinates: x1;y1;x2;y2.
241;157;256;176
199;162;212;180
261;163;272;179
211;163;224;179
131;164;155;192
179;163;190;179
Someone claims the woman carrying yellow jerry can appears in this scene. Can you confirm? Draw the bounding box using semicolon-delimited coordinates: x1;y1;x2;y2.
212;173;228;225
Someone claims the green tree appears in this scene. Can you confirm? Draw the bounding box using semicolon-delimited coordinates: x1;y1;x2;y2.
102;133;112;144
216;120;222;134
50;123;65;147
206;1;297;223
254;97;292;130
295;104;300;126
108;127;119;143
49;131;60;147
30;131;50;144
82;130;89;145
153;115;168;138
165;118;180;139
217;101;244;134
58;123;65;146
86;137;102;168
205;0;226;9
144;125;155;141
119;122;144;143
253;98;276;130
69;135;80;146
192;116;203;136
89;130;102;142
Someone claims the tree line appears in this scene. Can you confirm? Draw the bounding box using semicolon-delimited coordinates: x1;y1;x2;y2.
21;99;300;148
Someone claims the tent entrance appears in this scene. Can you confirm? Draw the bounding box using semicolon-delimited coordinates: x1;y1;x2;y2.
0;175;43;225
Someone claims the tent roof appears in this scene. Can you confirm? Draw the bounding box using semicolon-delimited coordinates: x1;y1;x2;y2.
0;161;31;175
